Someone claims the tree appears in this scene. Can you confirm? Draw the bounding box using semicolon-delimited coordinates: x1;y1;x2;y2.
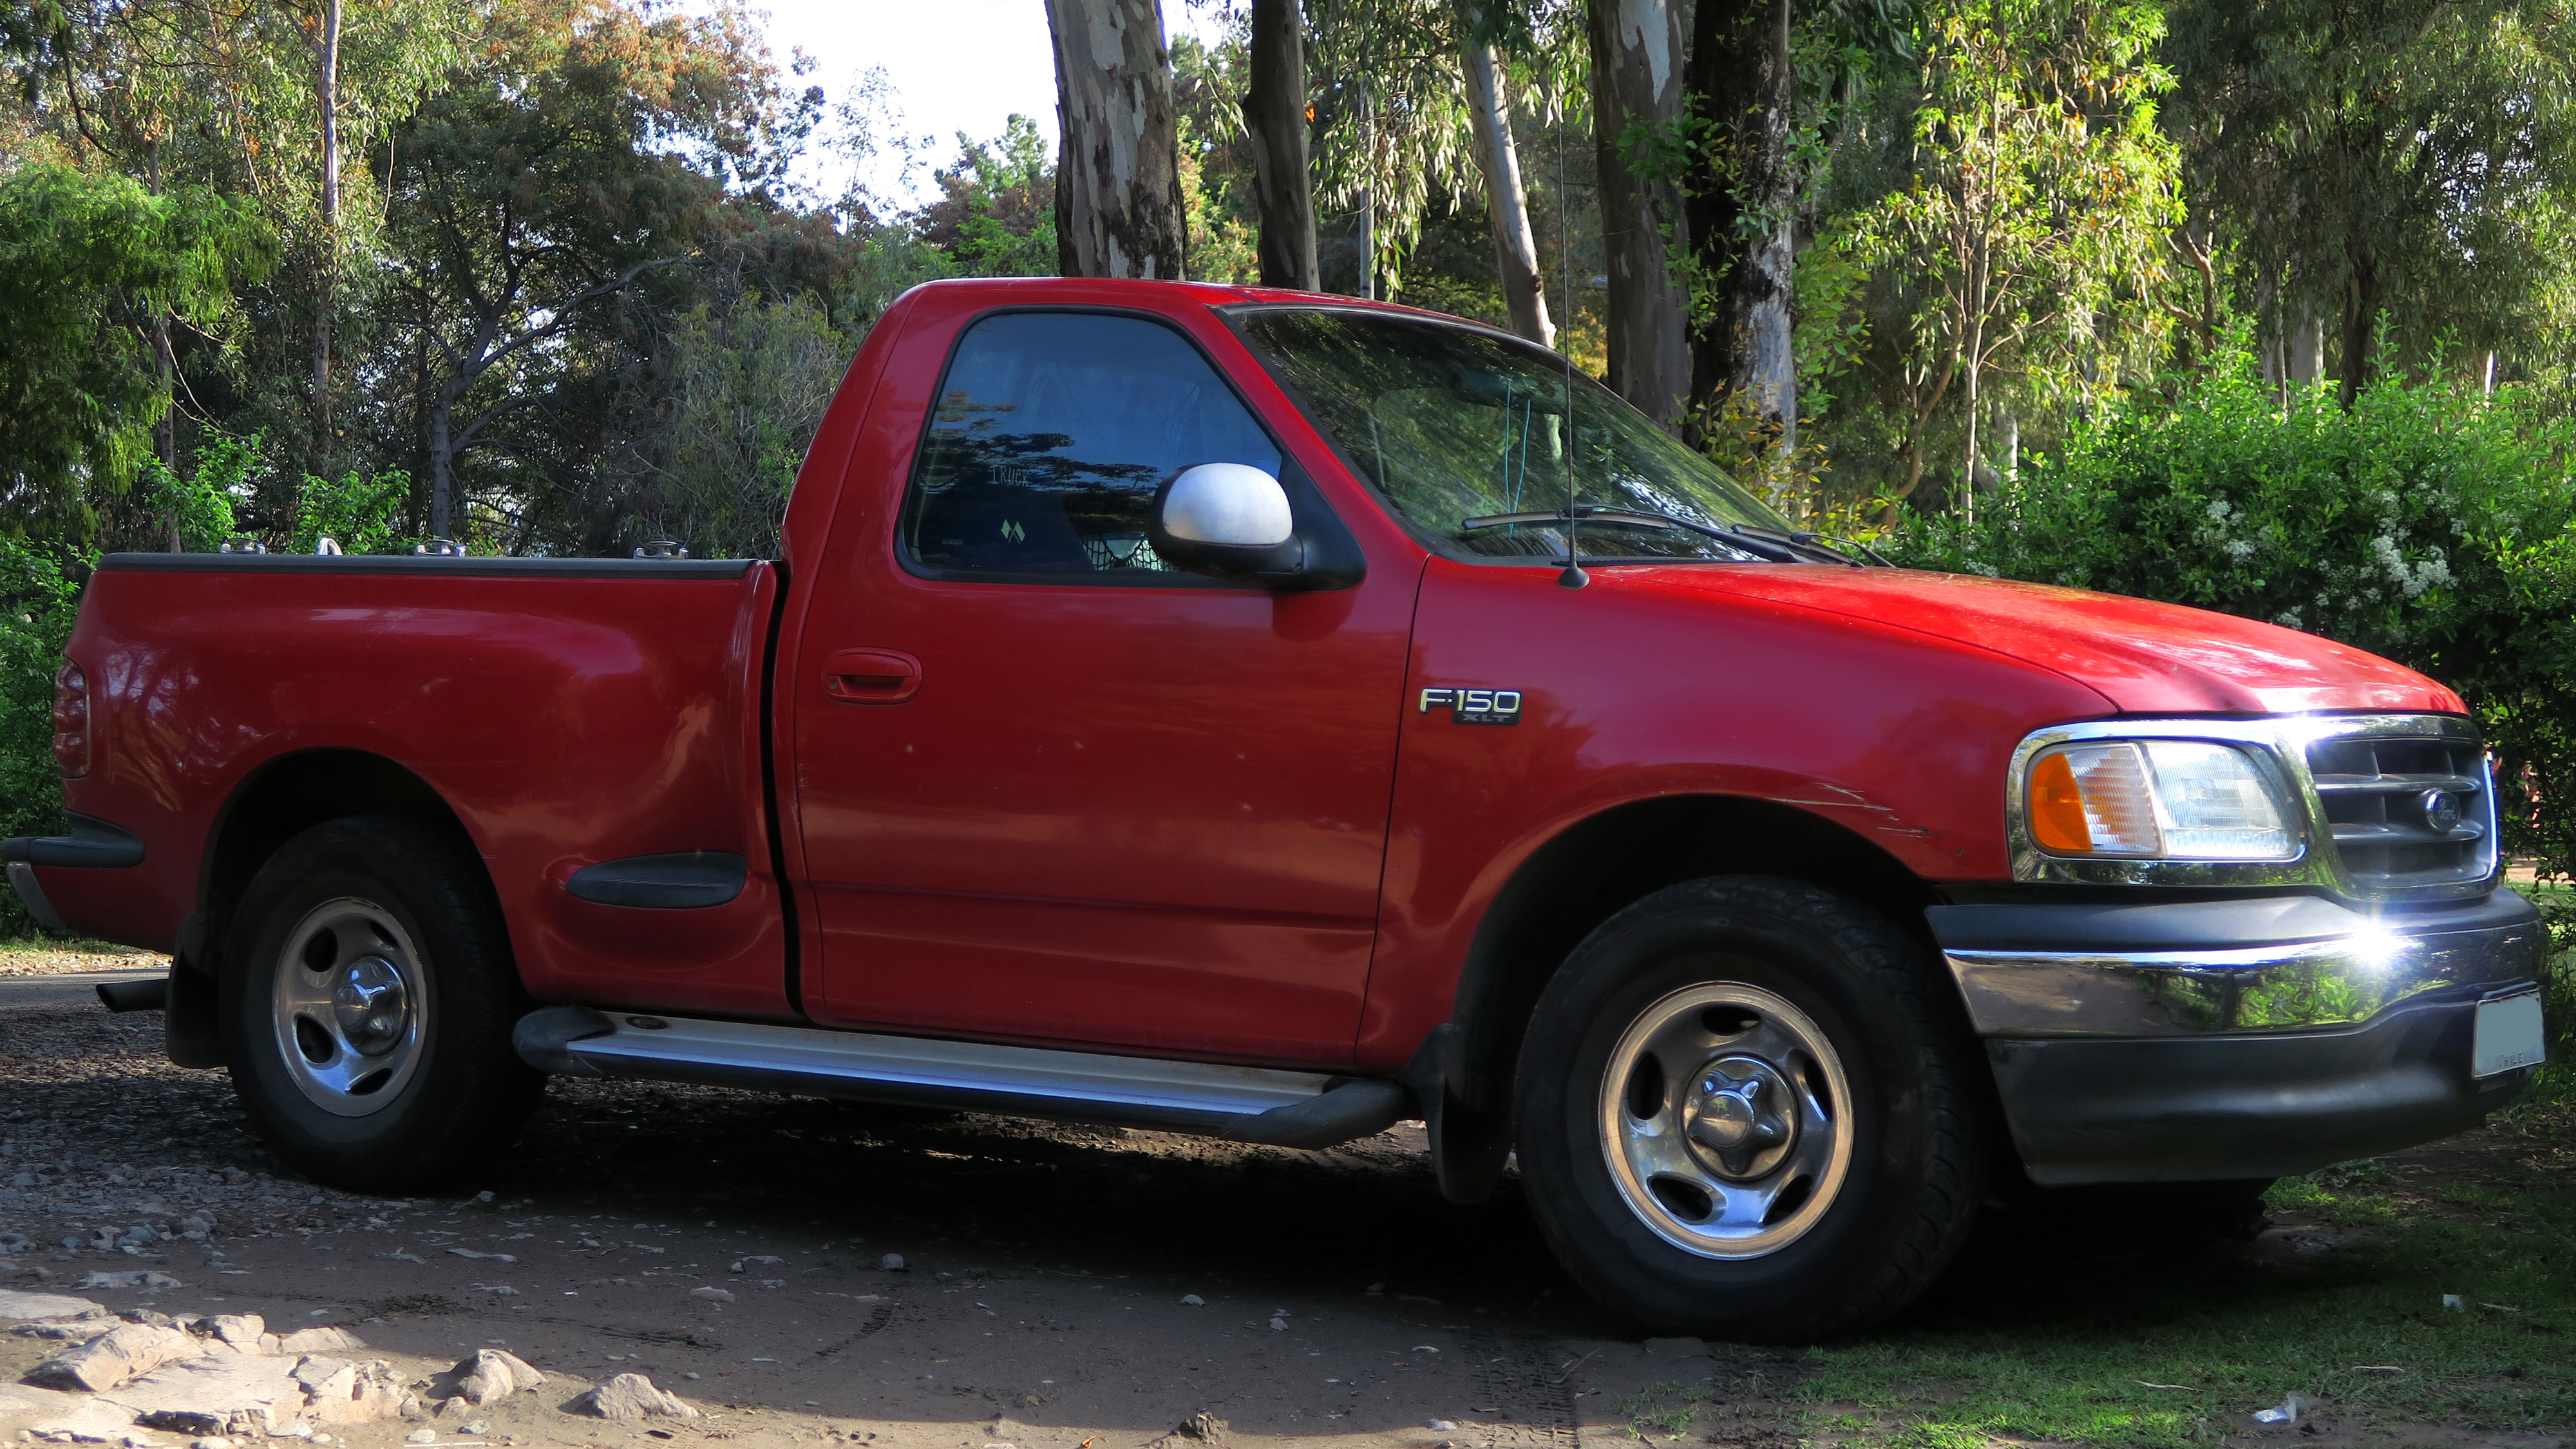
1244;0;1318;288
0;166;272;540
1683;0;1796;442
1585;0;1690;426
1854;0;2179;522
1459;5;1553;344
376;0;791;540
2166;0;2576;405
1045;0;1189;278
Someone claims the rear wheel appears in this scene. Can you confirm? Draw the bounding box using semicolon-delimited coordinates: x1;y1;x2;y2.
220;817;540;1192
1515;876;1984;1341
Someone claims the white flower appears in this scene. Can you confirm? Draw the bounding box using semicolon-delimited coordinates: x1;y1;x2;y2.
2223;539;2256;560
2205;498;2232;520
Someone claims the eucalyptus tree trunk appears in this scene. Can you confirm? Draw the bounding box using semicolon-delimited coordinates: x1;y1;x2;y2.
1685;0;1795;446
1244;0;1317;290
1460;37;1551;346
1046;0;1190;279
313;0;343;457
2338;249;2378;408
1585;0;1690;428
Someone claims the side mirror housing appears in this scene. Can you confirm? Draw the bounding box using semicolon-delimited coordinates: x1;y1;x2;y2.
1150;464;1338;587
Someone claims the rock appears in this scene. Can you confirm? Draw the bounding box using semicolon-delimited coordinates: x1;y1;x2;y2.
73;1274;182;1292
1427;1421;1457;1432
406;1430;436;1444
104;1355;306;1437
433;1350;544;1408
272;1328;365;1355
1142;1412;1230;1449
565;1373;699;1421
444;1249;513;1264
293;1358;404;1425
1180;1294;1204;1307
28;1395;166;1446
0;1289;106;1322
878;1254;905;1271
687;1287;734;1304
185;1318;263;1352
26;1323;202;1392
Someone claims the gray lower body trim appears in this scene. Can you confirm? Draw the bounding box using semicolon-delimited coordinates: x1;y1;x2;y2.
1991;991;2533;1184
7;862;69;933
511;1007;1410;1148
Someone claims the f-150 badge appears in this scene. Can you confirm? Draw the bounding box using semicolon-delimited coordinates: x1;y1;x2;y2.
1419;687;1522;725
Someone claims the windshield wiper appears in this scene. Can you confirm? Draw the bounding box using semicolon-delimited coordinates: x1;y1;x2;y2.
1461;505;1808;564
1721;522;1890;567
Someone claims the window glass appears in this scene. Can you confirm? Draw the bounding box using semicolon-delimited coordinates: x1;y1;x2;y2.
1236;308;1794;562
904;312;1283;576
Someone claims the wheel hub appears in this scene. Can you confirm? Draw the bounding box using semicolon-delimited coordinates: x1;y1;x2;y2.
1597;982;1854;1260
1684;1056;1797;1179
270;898;430;1117
329;957;410;1056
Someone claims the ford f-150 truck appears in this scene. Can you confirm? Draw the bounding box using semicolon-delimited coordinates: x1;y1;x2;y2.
7;277;2548;1340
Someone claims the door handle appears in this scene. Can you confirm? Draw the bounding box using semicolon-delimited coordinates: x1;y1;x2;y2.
822;648;923;705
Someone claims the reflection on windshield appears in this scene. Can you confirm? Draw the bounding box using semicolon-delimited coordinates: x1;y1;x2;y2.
1235;308;1794;562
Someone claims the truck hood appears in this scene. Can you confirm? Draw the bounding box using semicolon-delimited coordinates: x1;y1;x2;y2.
1663;565;2461;715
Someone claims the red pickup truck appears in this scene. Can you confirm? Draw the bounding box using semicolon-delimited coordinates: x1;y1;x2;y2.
10;278;2548;1340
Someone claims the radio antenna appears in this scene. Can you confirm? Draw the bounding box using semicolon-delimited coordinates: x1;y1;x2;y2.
1555;91;1586;590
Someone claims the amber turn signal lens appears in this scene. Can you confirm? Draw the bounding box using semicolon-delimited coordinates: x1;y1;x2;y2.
2028;750;2092;853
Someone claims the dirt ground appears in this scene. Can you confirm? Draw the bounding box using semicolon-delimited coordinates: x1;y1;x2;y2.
0;962;2559;1449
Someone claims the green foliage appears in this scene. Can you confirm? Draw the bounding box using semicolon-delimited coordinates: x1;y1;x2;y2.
0;166;274;540
132;430;258;553
913;115;1059;278
0;538;77;936
1850;0;2181;509
296;468;415;555
651;294;848;558
1891;339;2576;885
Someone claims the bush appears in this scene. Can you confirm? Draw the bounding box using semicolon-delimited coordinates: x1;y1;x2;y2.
0;537;78;936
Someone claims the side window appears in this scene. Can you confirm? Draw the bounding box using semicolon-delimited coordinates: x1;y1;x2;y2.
902;312;1284;577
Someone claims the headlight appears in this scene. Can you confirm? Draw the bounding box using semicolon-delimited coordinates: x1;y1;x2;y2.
2025;739;2298;861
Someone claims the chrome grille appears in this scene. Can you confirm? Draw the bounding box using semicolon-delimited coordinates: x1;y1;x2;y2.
2303;721;2497;899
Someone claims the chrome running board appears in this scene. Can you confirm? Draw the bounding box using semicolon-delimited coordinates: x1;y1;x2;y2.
511;1007;1410;1149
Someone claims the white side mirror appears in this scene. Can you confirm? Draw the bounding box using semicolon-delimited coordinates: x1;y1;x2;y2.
1160;464;1294;548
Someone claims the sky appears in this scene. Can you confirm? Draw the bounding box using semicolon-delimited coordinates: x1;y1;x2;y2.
748;0;1233;208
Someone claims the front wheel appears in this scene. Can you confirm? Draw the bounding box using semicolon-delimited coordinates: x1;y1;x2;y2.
1515;876;1984;1341
220;817;542;1192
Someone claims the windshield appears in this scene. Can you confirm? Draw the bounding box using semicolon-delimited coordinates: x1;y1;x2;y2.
1235;308;1795;562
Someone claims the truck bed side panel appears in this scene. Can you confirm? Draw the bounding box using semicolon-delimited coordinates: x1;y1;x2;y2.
46;560;790;1018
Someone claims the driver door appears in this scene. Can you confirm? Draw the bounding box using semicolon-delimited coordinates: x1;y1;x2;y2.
790;307;1416;1063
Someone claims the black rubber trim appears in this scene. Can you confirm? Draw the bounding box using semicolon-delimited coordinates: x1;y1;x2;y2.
1221;1077;1412;1148
96;976;169;1012
564;852;748;909
3;813;146;868
96;553;755;580
1927;888;2539;952
1989;992;2535;1185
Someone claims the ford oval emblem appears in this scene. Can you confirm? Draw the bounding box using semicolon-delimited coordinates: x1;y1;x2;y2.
2420;789;2463;833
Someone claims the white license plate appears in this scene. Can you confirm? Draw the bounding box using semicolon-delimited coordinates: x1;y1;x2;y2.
2472;989;2547;1079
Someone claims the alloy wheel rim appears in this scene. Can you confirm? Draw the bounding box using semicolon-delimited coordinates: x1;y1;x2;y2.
270;897;430;1117
1597;981;1853;1258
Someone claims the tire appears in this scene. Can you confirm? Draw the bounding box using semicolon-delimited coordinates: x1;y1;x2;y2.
219;816;542;1193
1515;876;1984;1341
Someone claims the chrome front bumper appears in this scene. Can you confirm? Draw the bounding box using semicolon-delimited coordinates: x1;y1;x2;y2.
1930;891;2545;1184
1933;891;2542;1037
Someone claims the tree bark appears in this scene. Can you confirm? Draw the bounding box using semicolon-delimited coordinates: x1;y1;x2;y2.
1585;0;1690;428
1683;0;1795;446
312;0;342;462
1244;0;1317;290
1460;35;1551;346
1046;0;1190;279
2338;248;2376;408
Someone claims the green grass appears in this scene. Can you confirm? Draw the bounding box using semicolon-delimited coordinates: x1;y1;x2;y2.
1793;1129;2576;1448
